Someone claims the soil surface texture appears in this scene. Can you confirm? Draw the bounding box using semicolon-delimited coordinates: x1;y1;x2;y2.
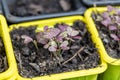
0;38;8;73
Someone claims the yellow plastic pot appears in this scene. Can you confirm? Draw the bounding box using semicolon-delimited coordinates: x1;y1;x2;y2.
85;7;120;80
0;15;17;80
9;16;107;80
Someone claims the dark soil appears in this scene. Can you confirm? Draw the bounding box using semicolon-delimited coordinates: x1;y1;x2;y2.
9;0;76;17
92;13;120;59
10;20;100;78
0;38;8;73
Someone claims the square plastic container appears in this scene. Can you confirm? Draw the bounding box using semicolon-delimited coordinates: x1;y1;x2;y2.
82;0;120;6
1;0;86;23
85;7;120;80
0;15;17;80
9;16;107;80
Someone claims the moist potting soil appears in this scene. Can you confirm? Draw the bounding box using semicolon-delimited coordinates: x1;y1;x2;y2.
0;38;8;73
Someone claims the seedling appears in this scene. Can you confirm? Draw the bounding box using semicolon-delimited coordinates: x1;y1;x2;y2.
36;25;81;60
96;6;120;41
93;5;120;58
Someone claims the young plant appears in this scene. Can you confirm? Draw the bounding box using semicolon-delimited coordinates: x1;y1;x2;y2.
21;35;38;50
36;25;81;60
96;6;120;41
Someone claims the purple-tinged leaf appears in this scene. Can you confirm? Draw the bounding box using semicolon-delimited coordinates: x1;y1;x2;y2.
60;41;69;50
116;9;120;15
44;32;54;39
61;46;69;50
114;16;120;23
73;36;81;40
44;43;50;49
67;27;79;36
67;27;72;35
51;28;61;36
36;32;48;44
48;46;57;52
58;24;68;32
44;28;60;39
56;36;63;42
46;41;57;51
60;41;68;47
101;19;111;27
21;35;33;44
102;12;110;19
108;25;117;30
110;34;119;41
39;38;48;44
44;26;49;31
107;6;115;12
